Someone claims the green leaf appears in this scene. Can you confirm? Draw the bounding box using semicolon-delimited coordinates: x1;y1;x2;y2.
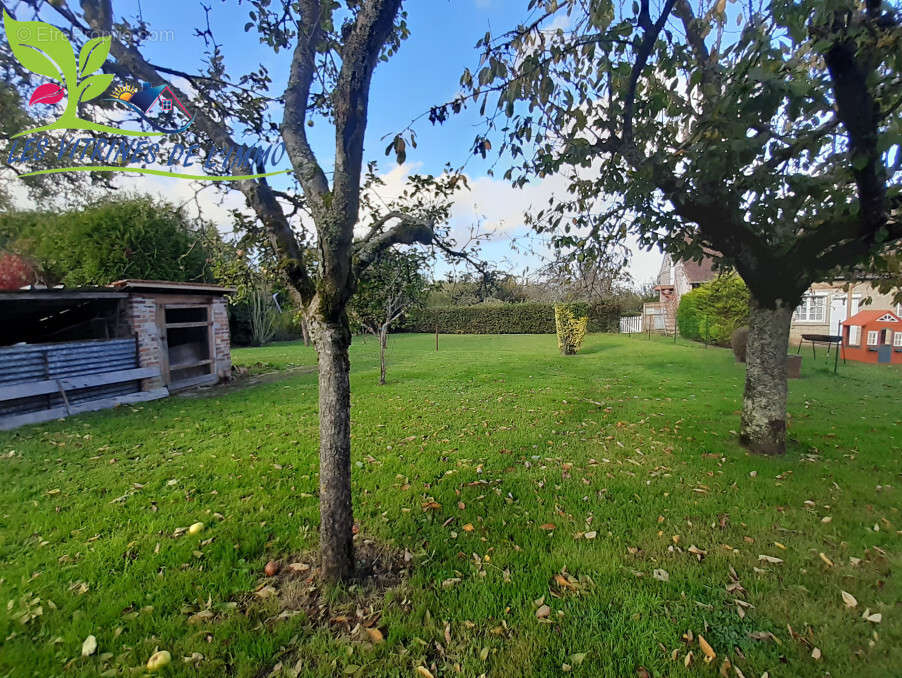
78;36;110;77
78;73;114;103
3;11;76;84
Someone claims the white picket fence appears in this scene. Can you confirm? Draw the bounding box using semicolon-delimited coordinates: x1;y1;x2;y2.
619;315;643;334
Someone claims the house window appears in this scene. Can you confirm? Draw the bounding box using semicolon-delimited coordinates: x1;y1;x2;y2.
867;330;878;346
795;294;826;322
848;325;861;346
895;331;902;347
883;330;893;345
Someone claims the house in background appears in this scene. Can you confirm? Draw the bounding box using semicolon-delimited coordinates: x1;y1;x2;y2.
641;252;717;333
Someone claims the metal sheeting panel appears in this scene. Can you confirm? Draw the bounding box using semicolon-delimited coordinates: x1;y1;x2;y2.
0;339;141;417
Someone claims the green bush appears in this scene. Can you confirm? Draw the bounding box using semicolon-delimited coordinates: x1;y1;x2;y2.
554;304;588;354
403;302;620;334
1;196;215;286
677;274;750;346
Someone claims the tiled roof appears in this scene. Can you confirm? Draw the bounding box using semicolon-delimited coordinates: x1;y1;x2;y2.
680;256;717;283
843;309;901;325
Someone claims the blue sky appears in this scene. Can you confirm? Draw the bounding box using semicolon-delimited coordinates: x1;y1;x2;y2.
39;1;664;284
127;0;522;174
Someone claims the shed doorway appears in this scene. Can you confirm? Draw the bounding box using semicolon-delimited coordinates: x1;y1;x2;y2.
161;304;215;390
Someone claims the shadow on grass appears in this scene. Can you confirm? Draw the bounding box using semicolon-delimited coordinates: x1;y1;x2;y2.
575;342;615;355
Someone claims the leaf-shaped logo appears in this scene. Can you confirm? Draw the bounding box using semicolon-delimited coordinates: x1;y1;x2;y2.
78;35;110;77
28;82;65;105
3;11;76;85
79;73;114;103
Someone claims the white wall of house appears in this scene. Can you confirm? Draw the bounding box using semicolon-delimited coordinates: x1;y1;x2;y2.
657;254;693;302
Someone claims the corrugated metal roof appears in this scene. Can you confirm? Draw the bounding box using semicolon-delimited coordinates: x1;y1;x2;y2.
110;279;235;294
0;289;127;301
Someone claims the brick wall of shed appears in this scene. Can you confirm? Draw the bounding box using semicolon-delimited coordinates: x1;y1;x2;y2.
212;297;231;379
122;294;164;391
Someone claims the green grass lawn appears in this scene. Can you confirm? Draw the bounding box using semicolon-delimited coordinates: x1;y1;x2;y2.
1;333;900;677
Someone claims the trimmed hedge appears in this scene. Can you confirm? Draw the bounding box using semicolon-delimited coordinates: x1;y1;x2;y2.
677;274;750;346
403;302;620;334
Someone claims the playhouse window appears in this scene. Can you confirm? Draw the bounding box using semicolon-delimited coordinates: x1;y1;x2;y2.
848;325;861;346
867;330;878;346
795;294;826;322
884;330;894;345
161;97;172;112
895;331;902;347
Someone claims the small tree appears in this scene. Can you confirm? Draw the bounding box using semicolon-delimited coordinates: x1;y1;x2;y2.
248;284;277;347
554;303;588;355
349;249;428;384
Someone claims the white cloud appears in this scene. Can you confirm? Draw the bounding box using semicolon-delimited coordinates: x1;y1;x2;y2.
369;162;662;285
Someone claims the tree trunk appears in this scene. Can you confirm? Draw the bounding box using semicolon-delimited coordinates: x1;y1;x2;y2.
301;317;311;347
311;314;354;581
740;300;793;455
379;327;387;385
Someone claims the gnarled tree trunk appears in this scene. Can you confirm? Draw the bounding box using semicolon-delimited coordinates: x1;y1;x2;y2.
311;313;354;581
740;299;793;455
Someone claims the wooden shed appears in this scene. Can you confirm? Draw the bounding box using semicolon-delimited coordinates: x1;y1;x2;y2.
0;280;233;430
841;309;902;365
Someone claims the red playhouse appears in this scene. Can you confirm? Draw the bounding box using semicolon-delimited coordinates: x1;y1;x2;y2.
842;309;902;364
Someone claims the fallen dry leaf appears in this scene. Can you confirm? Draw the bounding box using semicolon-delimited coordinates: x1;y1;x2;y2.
554;573;578;591
415;667;435;678
365;627;384;644
841;590;858;608
536;604;551;619
811;647;821;660
187;610;214;624
146;650;172;672
540;523;556;531
758;554;783;564
81;635;97;657
653;569;669;582
862;609;882;623
254;585;277;599
698;635;716;663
